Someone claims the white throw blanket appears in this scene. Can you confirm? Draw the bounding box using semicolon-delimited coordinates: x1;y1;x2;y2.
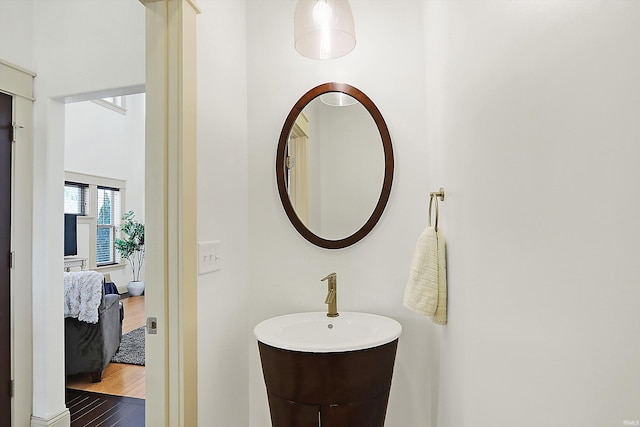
403;226;447;325
64;271;104;324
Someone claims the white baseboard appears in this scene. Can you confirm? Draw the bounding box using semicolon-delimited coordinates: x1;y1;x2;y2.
31;409;70;427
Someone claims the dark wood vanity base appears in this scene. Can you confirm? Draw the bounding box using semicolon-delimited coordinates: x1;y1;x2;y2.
258;339;399;427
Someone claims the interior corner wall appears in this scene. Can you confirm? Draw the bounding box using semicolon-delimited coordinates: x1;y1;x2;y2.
426;1;640;426
195;1;250;426
247;1;437;426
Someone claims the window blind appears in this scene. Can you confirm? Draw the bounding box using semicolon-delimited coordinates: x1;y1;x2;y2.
64;182;89;215
96;186;121;265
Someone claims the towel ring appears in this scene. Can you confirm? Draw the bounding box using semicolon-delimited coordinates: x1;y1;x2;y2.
428;188;445;231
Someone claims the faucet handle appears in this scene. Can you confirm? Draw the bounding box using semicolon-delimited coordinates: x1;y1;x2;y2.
321;272;337;283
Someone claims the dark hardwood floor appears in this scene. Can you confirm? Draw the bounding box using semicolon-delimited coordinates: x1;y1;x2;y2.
66;388;144;427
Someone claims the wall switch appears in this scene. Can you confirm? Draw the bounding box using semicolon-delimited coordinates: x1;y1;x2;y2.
198;240;221;275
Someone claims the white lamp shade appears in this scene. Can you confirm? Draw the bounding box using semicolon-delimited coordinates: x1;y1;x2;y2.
294;0;356;60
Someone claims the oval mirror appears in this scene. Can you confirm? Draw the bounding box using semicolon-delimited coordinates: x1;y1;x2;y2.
276;83;394;249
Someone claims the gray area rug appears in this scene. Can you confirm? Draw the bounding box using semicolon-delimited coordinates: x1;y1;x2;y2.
111;326;145;366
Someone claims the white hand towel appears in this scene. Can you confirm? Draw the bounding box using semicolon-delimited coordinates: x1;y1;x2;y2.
433;230;447;325
403;226;447;325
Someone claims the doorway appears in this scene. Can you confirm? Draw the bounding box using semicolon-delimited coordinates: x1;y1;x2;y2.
0;91;12;426
63;93;146;400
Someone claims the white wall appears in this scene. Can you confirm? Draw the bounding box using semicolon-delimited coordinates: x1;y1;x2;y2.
196;1;250;425
247;1;436;426
425;1;640;426
32;0;145;99
64;94;146;292
0;0;34;70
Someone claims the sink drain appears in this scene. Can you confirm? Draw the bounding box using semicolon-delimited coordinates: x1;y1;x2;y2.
327;324;333;329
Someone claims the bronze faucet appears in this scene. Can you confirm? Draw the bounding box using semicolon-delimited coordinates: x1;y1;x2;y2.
321;272;339;317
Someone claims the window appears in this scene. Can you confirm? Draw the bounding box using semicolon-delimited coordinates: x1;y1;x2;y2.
64;182;89;215
96;187;121;266
64;171;127;270
91;96;127;115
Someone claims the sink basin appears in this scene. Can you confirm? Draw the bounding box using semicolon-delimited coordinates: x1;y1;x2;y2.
254;311;402;353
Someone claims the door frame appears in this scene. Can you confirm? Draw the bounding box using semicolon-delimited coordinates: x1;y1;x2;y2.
1;84;13;427
1;0;201;422
0;59;35;427
140;1;200;426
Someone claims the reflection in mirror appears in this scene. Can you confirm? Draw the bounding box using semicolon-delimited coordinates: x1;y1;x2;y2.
285;93;384;240
276;83;394;249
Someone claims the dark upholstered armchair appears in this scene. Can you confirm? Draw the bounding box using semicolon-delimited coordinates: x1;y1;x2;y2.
64;289;123;382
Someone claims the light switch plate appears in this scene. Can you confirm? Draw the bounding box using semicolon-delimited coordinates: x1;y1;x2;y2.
198;240;221;275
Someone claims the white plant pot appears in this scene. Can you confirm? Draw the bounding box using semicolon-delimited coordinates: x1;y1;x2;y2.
128;280;145;296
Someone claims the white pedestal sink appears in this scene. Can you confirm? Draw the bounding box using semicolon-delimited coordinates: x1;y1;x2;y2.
254;312;402;426
254;311;402;352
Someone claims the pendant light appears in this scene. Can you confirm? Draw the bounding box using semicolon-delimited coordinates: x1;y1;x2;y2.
294;0;356;60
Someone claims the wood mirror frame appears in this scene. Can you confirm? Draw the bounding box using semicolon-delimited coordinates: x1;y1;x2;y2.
276;82;394;249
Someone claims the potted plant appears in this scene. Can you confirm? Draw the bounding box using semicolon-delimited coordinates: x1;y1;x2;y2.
115;210;145;296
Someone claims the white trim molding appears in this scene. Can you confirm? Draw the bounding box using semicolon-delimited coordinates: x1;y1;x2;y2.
0;59;36;101
142;1;200;426
1;56;36;427
91;97;128;115
30;409;71;427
